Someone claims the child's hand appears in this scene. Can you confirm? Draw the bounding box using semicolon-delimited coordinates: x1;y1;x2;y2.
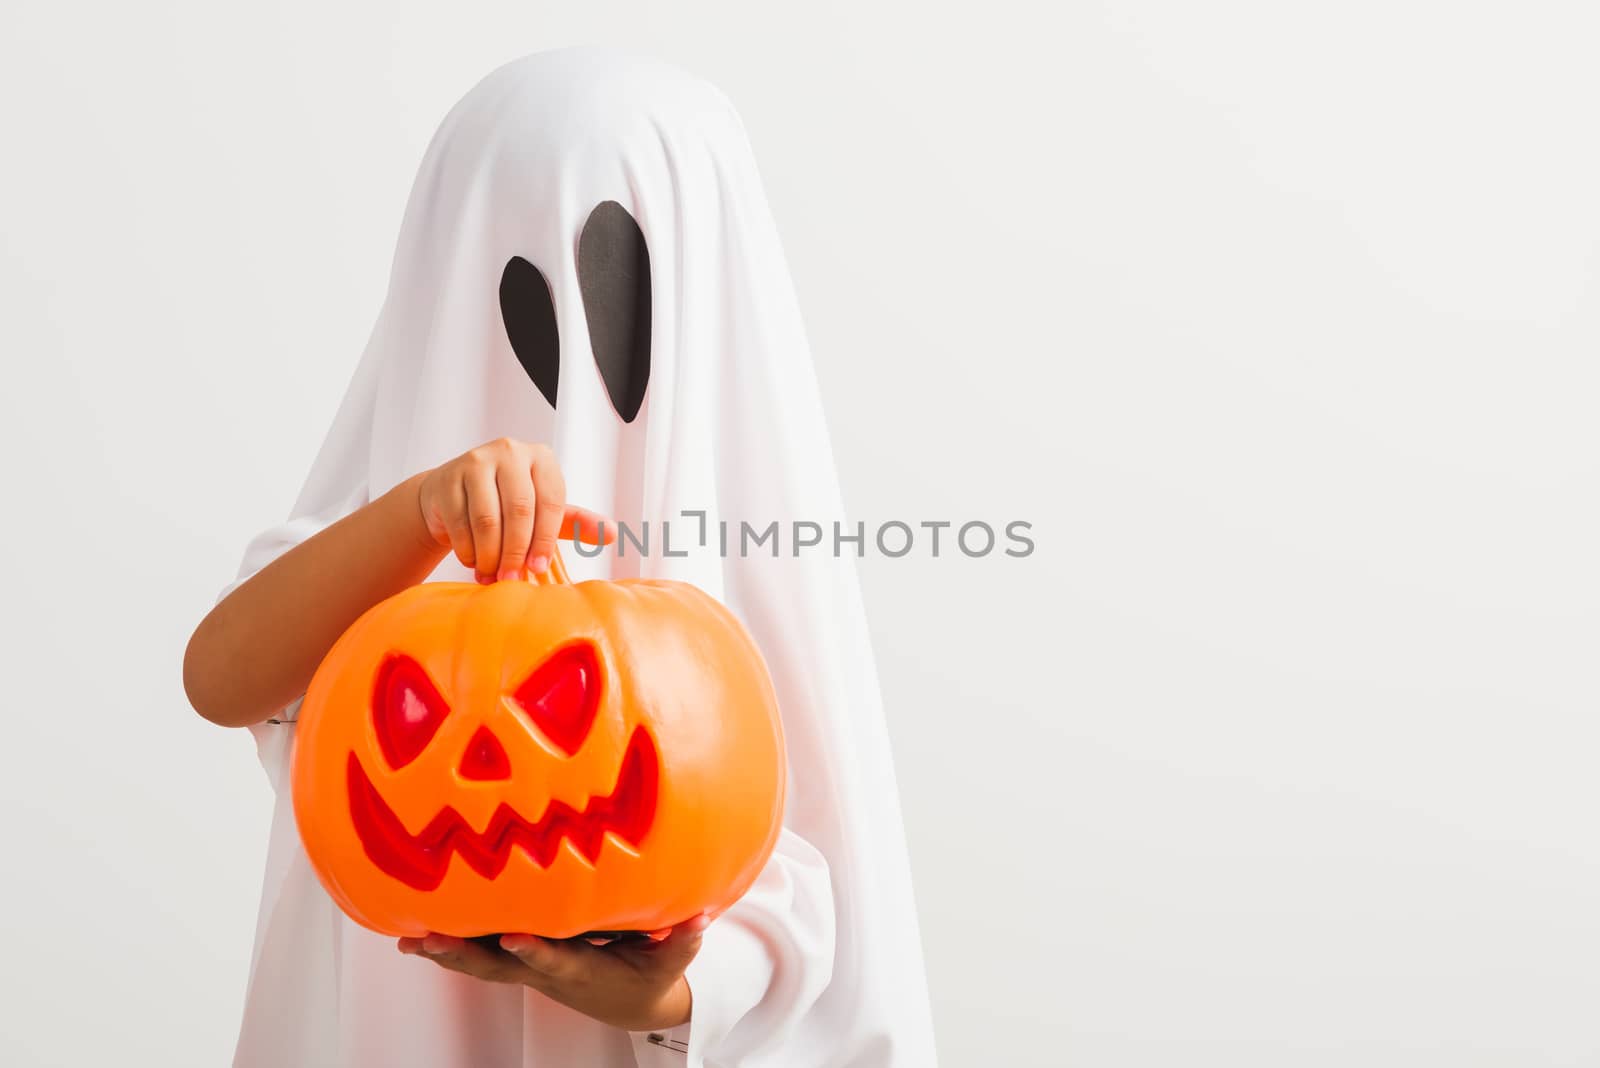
398;914;709;1031
415;438;612;583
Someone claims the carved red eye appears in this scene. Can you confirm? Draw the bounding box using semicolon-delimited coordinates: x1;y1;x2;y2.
510;644;601;755
373;653;450;769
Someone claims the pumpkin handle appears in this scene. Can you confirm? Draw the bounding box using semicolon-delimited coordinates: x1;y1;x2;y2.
533;545;571;586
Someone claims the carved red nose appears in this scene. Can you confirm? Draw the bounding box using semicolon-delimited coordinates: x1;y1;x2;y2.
459;726;511;781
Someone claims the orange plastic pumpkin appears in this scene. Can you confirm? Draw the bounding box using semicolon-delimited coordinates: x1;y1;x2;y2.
291;550;786;939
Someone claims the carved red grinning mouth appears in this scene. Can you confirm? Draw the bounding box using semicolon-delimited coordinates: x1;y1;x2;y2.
347;727;659;891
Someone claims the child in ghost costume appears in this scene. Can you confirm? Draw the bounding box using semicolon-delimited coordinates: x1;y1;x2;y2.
188;46;937;1067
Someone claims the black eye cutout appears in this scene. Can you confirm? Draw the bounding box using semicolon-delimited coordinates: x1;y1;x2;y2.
500;256;560;408
498;202;652;421
577;201;652;423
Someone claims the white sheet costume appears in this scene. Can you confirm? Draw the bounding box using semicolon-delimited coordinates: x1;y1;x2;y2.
217;46;936;1067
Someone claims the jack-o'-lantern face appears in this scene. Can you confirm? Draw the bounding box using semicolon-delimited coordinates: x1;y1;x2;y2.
292;555;786;939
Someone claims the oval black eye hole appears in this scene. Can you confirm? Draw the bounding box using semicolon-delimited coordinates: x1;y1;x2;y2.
578;201;651;423
500;255;560;408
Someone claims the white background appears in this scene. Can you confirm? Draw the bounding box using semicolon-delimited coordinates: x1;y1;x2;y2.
2;2;1597;1065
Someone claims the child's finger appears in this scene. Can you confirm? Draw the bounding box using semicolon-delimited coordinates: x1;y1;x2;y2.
495;464;536;581
526;452;567;574
418;933;522;983
439;475;477;572
499;934;588;982
559;506;618;547
463;465;503;582
639;912;710;975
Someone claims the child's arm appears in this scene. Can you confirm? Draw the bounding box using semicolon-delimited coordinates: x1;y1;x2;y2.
184;469;441;729
184;438;599;730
